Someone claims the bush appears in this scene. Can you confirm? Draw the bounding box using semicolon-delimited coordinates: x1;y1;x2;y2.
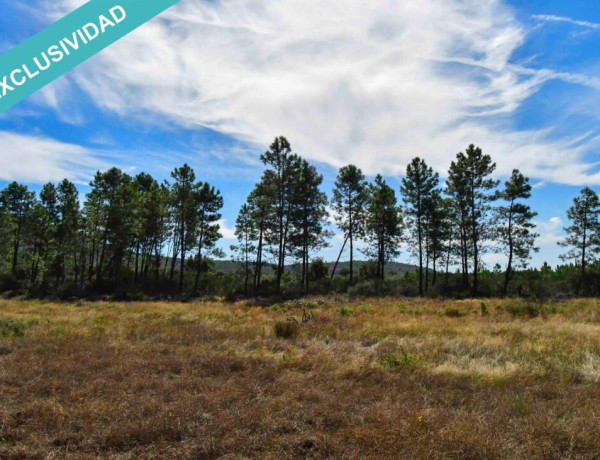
379;347;420;369
359;261;379;280
337;306;354;317
481;301;489;316
309;258;329;281
274;320;299;339
0;318;37;338
445;307;469;318
506;301;542;318
348;280;383;298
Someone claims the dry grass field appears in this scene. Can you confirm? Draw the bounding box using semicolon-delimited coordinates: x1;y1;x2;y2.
1;297;600;459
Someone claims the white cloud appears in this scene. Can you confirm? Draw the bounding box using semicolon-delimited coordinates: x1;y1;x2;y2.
533;14;600;30
0;131;105;184
37;0;600;185
536;216;564;246
217;218;237;240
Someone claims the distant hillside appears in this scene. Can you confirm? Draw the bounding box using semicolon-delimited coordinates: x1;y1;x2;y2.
323;260;418;275
213;260;418;275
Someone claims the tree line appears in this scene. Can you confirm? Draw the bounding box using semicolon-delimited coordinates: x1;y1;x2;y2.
0;136;599;299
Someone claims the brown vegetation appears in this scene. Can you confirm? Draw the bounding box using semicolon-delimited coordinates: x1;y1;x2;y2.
1;297;600;458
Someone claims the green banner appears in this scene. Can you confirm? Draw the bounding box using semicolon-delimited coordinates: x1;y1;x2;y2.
0;0;180;113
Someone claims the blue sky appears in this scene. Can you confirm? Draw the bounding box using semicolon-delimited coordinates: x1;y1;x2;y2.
1;0;600;269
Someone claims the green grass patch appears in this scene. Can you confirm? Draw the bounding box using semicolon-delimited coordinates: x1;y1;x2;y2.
337;307;355;317
445;307;469;318
379;347;420;369
0;317;38;338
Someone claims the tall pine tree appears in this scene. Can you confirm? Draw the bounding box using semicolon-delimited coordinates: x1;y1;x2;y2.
401;157;439;295
363;175;403;280
496;170;539;295
331;165;368;283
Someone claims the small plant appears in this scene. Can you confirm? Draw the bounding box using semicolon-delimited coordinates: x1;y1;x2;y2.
274;320;299;339
282;350;295;363
337;306;354;317
379;347;420;369
0;318;27;338
506;301;542;318
445;308;468;318
481;301;489;316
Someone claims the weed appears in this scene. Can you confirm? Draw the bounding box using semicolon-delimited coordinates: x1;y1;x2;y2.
337;306;354;317
379;347;420;369
445;307;469;318
506;301;542;318
274;320;299;339
481;301;489;316
0;317;38;338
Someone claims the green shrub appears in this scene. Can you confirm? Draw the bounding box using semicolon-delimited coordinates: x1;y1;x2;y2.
481;301;489;316
348;280;381;298
445;308;469;318
308;258;329;281
0;318;37;338
337;306;354;317
274;320;299;339
506;301;542;318
379;347;420;369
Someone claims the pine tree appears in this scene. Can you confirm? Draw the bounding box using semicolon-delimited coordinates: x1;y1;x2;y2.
424;191;451;289
170;164;198;292
89;168;135;283
56;179;80;284
447;145;498;295
83;186;103;282
132;174;169;284
401;157;439;295
39;183;60;283
331;165;368;283
232;204;257;296
290;159;330;293
193;182;223;294
28;202;52;284
247;181;272;295
559;187;600;294
496;170;539;295
1;182;35;276
445;168;471;290
363;175;403;280
260;136;301;294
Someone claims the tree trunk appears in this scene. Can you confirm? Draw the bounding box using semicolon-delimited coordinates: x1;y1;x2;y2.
470;179;479;296
134;243;140;285
503;200;514;296
179;220;185;292
194;227;205;294
417;213;423;296
11;233;20;276
244;237;249;296
331;236;349;280
425;242;430;292
254;226;263;296
349;201;354;285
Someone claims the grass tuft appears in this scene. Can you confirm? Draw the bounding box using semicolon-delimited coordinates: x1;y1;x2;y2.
273;320;299;339
379;347;421;369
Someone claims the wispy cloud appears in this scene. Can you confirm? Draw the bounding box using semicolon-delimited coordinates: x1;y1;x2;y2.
29;0;600;185
532;14;600;30
0;131;105;184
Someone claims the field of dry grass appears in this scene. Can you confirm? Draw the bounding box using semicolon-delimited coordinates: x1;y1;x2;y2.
1;297;600;459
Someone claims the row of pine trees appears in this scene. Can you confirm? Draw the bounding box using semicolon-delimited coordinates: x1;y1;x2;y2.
0;136;599;298
233;139;539;297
